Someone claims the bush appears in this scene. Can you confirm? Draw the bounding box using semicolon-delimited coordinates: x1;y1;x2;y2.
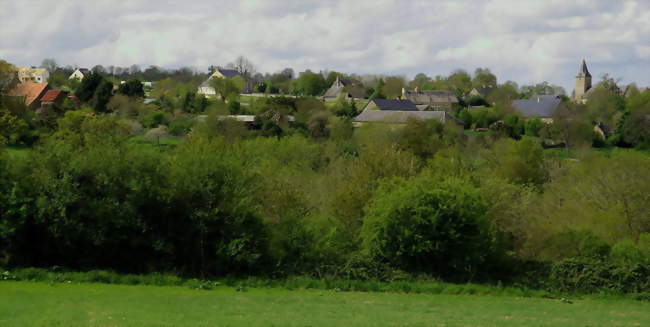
361;176;491;279
549;258;650;293
168;117;195;136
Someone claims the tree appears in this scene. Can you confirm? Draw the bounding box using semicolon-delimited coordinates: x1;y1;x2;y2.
118;79;145;98
409;73;431;89
369;78;385;99
0;108;27;145
210;77;241;101
383;76;406;99
231;55;255;77
76;72;104;102
92;65;106;74
361;176;490;277
92;80;114;113
472;67;497;88
447;70;472;95
40;58;58;74
291;71;327;96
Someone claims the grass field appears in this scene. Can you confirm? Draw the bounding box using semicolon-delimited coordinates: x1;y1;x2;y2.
1;281;648;327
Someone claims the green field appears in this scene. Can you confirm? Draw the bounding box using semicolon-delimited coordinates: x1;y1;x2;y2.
1;281;648;327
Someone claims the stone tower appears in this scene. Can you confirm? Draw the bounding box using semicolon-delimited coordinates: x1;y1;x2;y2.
574;59;592;103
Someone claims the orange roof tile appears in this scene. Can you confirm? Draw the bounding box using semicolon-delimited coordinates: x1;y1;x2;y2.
41;89;67;103
7;82;49;106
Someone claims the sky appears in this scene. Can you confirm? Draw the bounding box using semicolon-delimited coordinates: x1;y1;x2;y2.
1;0;649;92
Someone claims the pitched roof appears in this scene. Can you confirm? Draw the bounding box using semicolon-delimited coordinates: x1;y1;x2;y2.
323;77;350;98
7;82;49;106
469;86;494;98
78;68;90;74
41;89;67;103
577;59;591;78
370;99;418;111
216;68;241;78
404;89;458;105
511;95;561;118
354;109;462;125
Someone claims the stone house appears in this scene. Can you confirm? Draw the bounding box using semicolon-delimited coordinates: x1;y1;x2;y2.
16;67;49;83
69;68;90;80
198;68;245;95
402;88;459;111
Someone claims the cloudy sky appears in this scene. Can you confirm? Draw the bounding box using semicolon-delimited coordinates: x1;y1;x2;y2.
1;0;648;91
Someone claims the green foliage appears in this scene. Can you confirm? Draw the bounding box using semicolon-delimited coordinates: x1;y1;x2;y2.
549;258;650;293
361;176;491;278
117;79;145;98
525;118;542;137
291;71;327;96
168;116;195;136
91;80;114;113
481;138;548;187
210;77;241;101
75;72;104;102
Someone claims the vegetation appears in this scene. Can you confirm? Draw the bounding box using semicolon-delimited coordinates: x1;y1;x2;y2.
1;57;650;300
2;281;649;327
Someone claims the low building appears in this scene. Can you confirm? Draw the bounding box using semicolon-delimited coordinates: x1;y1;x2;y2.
353;109;463;127
511;95;562;122
402;88;459;111
40;89;68;108
69;68;90;80
17;67;49;83
198;68;243;95
7;82;51;109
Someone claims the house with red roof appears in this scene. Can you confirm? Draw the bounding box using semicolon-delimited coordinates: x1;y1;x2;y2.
7;82;51;109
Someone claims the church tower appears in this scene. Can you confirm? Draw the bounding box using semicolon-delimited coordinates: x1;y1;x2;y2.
573;59;592;103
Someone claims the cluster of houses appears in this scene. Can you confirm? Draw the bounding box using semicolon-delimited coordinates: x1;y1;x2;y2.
2;67;157;112
3;59;643;132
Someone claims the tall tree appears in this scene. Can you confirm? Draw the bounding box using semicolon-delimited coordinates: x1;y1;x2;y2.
472;67;497;88
40;58;58;74
92;80;114;113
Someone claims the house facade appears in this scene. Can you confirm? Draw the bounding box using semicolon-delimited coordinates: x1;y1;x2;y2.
69;68;90;80
198;68;244;95
17;67;49;83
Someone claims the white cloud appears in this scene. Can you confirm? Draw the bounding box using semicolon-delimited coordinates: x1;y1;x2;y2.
0;0;648;91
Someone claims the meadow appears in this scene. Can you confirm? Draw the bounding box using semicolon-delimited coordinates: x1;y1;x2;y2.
1;281;649;327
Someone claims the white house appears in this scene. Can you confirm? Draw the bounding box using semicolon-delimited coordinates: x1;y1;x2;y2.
17;67;49;83
197;68;242;95
69;68;90;80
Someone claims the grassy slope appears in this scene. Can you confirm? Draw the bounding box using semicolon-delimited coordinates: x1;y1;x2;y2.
1;282;648;327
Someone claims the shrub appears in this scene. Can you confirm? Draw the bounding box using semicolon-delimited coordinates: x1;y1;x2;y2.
361;176;491;279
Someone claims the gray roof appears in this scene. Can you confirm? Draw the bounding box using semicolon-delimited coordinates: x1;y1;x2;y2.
323;77;349;98
354;109;462;125
78;68;90;74
404;90;458;106
370;99;418;111
511;95;561;118
576;59;591;78
217;69;241;78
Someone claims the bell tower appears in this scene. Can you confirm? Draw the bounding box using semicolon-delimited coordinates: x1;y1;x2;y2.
574;59;592;103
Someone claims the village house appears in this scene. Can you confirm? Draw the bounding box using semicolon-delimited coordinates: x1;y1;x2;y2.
69;68;90;80
402;88;459;111
323;76;365;100
7;82;51;109
16;66;49;83
355;98;463;127
198;67;243;95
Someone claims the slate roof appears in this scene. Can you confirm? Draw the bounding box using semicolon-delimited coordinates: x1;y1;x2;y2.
7;82;50;107
369;99;418;111
404;89;458;106
354;109;463;125
577;59;591;78
216;68;241;78
511;95;561;118
323;77;350;98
